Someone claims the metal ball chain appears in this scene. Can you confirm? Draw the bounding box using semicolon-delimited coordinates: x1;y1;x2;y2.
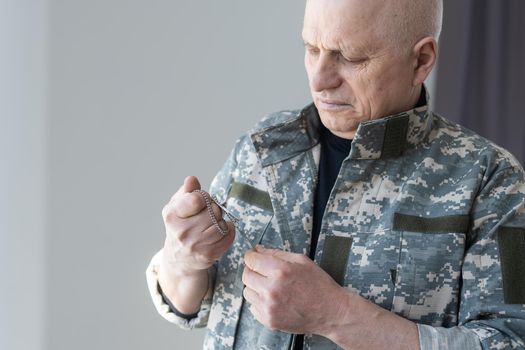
192;190;237;236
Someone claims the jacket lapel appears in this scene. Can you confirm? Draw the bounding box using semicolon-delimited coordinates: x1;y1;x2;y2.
250;104;320;255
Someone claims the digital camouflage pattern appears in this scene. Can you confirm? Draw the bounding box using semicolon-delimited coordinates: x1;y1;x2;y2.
147;92;525;349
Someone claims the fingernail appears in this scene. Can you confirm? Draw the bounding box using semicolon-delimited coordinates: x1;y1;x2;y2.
255;244;265;251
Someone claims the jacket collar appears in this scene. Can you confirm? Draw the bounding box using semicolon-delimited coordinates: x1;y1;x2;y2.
251;87;433;166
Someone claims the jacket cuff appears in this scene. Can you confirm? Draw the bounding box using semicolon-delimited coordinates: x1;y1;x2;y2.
146;249;214;330
417;324;482;350
158;283;199;320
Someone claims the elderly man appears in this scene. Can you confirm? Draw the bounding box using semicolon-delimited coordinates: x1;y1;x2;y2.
146;0;525;349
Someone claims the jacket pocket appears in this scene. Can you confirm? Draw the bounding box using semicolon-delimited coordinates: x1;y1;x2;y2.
328;228;400;310
340;229;401;311
391;213;468;326
224;184;275;248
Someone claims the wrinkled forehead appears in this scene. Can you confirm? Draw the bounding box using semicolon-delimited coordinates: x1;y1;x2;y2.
302;0;388;53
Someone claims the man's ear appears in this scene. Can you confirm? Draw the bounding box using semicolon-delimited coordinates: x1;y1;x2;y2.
411;37;438;86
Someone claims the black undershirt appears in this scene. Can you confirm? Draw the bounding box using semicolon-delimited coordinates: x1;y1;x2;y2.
310;124;353;259
293;124;352;350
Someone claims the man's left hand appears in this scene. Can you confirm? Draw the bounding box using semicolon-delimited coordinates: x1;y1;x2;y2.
242;245;347;335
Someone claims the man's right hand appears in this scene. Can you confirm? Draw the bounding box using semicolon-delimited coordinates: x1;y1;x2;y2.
161;175;236;277
157;176;235;314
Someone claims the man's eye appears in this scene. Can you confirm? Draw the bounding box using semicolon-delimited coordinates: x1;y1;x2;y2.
341;54;366;64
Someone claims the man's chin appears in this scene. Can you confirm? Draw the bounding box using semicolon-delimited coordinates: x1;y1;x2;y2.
318;116;360;139
326;127;357;139
319;111;365;127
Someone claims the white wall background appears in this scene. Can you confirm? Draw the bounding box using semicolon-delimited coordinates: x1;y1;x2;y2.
1;1;437;349
1;1;47;349
45;1;308;349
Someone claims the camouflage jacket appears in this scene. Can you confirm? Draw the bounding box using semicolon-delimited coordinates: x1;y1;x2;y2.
147;98;525;349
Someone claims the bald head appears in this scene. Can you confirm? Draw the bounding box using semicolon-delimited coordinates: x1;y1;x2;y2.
381;0;443;49
305;0;443;52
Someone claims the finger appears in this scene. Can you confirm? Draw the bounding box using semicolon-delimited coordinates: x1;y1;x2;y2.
164;194;203;220
163;199;216;235
186;193;222;220
244;249;286;278
198;222;227;245
242;265;267;293
172;191;207;218
206;221;236;257
254;245;306;263
243;285;263;306
249;304;269;329
217;219;228;233
211;202;223;221
215;220;236;246
198;217;230;240
175;189;223;220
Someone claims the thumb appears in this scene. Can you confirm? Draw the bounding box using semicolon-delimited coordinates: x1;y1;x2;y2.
169;176;204;218
182;175;201;193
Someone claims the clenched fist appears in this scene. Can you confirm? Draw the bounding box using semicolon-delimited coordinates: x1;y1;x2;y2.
158;176;236;314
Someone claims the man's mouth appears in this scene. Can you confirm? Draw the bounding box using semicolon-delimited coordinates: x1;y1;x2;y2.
318;99;353;111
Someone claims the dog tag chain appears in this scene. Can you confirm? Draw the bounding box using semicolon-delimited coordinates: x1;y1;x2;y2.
193;189;238;236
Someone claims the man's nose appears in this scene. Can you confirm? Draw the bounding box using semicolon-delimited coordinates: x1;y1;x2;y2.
310;53;342;92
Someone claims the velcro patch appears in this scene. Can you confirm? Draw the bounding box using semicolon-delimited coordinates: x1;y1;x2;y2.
393;213;470;234
382;115;409;158
227;182;273;212
320;235;353;286
498;227;525;304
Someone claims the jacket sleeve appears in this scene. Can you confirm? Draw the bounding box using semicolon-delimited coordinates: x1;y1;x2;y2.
145;136;244;329
418;162;525;349
145;250;216;329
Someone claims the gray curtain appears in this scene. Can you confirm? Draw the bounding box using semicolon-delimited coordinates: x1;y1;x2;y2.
435;0;525;164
